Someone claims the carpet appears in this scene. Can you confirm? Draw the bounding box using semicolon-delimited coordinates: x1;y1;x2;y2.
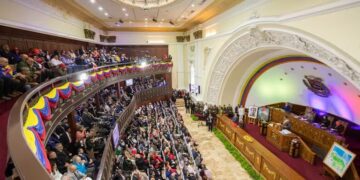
0;99;17;179
244;123;332;180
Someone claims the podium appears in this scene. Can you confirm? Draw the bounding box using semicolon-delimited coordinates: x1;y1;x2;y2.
266;123;297;152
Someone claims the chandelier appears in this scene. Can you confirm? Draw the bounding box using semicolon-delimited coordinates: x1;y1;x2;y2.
117;0;177;9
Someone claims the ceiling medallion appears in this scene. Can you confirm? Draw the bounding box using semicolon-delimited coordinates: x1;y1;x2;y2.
118;0;177;9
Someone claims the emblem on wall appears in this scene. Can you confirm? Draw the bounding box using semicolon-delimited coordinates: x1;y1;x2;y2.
303;75;331;97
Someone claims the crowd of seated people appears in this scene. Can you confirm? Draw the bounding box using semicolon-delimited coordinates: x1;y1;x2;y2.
39;76;168;180
112;100;211;180
0;43;171;102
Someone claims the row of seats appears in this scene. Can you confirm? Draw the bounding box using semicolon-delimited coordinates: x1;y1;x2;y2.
0;44;168;102
112;100;212;180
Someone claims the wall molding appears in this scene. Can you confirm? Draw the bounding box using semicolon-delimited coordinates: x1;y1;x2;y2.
187;0;360;44
205;26;360;104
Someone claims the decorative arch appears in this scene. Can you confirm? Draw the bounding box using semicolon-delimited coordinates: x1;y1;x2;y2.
205;25;360;104
238;56;321;105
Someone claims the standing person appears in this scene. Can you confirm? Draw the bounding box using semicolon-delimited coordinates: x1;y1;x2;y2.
238;105;245;124
207;114;214;132
185;99;190;113
190;101;195;114
235;104;239;117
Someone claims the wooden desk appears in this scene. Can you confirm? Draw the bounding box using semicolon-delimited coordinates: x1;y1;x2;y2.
266;123;297;152
266;123;316;164
270;108;345;151
216;115;304;180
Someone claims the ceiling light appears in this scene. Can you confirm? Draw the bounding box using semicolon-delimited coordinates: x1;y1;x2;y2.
90;0;96;4
125;13;129;16
129;21;133;23
98;6;103;11
161;19;164;21
145;18;148;21
191;3;195;7
147;40;165;44
104;12;109;16
122;8;126;11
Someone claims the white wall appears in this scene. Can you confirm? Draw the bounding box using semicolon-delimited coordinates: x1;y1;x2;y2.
0;0;105;43
246;61;360;125
183;0;360;102
106;31;182;45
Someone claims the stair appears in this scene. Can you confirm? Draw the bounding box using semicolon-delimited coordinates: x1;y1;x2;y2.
175;99;185;107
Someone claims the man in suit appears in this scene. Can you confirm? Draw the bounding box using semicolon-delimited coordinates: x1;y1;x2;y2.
234;105;239;117
321;116;331;128
190;101;195;114
207;114;214;132
333;120;345;134
59;125;72;151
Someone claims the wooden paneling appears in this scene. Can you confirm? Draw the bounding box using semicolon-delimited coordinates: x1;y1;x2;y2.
0;25;89;53
97;45;169;59
216;115;305;180
0;25;168;57
270;108;345;151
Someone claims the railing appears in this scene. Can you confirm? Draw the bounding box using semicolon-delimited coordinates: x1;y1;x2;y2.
297;137;316;165
7;62;172;180
96;86;172;180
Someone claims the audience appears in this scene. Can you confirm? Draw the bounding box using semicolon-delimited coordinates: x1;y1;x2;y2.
111;99;211;180
0;43;171;102
44;76;167;180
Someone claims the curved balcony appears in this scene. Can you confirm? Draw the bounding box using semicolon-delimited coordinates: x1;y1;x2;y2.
7;62;173;180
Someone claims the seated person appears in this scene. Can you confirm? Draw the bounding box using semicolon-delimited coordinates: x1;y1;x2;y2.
282;117;291;130
332;120;345;134
16;67;39;91
0;57;27;96
302;107;315;123
231;114;239;124
320;115;331;128
283;102;292;113
49;55;67;76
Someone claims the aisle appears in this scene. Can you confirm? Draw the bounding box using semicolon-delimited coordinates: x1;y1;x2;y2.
176;99;251;180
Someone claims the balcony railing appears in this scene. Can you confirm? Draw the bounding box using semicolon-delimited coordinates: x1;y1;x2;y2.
7;62;173;180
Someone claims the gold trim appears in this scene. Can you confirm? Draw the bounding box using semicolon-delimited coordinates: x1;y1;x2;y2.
263;163;277;179
43;0;243;32
181;0;244;30
41;0;108;30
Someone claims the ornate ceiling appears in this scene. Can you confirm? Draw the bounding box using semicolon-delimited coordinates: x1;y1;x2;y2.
117;0;177;9
42;0;244;32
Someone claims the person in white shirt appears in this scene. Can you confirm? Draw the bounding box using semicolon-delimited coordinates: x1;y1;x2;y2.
203;103;208;114
50;55;65;67
238;105;245;122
